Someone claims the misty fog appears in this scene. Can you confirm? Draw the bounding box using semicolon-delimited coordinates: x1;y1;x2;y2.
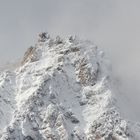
0;0;140;121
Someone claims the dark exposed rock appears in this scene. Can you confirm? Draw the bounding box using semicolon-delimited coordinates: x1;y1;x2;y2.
38;32;49;42
71;115;80;124
24;136;33;140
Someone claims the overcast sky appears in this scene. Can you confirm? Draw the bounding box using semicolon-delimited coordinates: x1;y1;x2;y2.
0;0;140;120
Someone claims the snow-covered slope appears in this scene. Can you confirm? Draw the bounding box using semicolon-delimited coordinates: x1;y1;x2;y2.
0;33;140;140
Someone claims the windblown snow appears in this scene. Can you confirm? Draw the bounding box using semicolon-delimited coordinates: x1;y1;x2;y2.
0;33;140;140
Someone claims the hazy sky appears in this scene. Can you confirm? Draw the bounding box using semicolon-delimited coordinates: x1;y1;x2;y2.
0;0;140;120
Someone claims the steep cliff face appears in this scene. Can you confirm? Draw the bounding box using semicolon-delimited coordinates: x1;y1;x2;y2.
0;33;140;140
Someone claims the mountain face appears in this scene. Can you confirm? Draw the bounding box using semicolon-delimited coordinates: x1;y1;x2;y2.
0;33;140;140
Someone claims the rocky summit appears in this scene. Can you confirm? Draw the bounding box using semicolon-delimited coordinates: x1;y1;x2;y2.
0;33;140;140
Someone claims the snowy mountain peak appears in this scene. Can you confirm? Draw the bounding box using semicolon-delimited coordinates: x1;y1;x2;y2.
0;33;140;139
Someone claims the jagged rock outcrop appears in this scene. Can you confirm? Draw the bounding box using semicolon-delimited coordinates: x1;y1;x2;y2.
21;46;35;65
0;33;140;140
